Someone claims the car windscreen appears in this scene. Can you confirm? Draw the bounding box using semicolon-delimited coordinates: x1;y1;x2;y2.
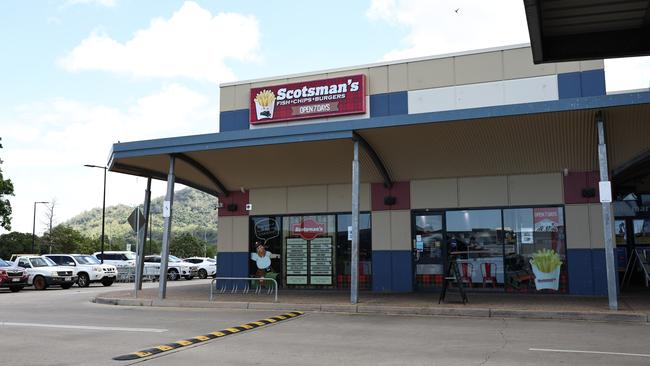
169;255;181;262
29;257;52;267
207;259;216;263
74;255;100;265
0;259;10;267
123;252;136;260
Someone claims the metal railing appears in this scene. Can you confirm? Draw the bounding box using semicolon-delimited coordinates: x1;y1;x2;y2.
210;277;278;302
115;266;160;283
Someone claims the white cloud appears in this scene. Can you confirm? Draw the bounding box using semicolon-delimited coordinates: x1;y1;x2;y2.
605;57;650;92
1;84;218;234
65;0;116;7
367;0;529;60
59;1;260;84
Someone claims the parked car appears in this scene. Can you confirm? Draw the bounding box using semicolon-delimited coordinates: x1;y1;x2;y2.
13;255;77;290
183;257;217;279
144;255;198;281
93;251;164;282
45;254;117;287
0;258;29;292
93;251;137;267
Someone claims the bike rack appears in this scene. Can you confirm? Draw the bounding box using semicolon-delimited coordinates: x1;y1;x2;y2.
210;277;278;302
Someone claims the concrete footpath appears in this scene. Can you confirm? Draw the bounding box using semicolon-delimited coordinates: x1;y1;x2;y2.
93;281;650;324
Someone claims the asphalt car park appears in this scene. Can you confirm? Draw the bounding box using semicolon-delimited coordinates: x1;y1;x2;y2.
1;281;650;365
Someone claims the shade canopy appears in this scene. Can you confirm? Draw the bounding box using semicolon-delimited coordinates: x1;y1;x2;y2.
524;0;650;63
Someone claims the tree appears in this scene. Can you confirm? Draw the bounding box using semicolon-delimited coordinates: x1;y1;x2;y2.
170;234;207;258
0;138;14;230
44;225;90;254
0;232;33;259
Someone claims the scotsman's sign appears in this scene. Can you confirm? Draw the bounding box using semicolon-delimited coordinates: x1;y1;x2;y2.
249;74;366;124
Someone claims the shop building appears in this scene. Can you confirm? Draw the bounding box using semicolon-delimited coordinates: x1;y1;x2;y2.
109;44;650;298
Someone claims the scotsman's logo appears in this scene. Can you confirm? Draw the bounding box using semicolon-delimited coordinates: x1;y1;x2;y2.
291;219;326;241
253;89;276;120
249;74;366;125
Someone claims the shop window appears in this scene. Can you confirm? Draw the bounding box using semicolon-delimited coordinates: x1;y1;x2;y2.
249;216;283;285
503;207;567;293
634;219;650;245
282;215;337;288
336;214;372;289
445;209;504;290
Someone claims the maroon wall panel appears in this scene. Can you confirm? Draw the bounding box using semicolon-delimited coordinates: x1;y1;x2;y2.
371;181;410;211
217;190;250;217
564;171;599;204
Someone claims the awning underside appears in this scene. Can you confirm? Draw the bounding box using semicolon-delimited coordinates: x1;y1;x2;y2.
110;103;650;197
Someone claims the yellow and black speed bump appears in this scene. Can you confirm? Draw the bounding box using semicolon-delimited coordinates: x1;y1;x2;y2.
113;311;304;361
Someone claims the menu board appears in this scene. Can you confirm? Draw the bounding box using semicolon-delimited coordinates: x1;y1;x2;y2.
310;237;333;285
286;238;308;285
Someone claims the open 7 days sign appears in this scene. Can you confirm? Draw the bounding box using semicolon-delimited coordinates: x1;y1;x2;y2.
249;74;366;124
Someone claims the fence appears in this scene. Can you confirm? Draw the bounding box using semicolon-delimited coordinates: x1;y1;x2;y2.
115;265;160;283
209;277;278;302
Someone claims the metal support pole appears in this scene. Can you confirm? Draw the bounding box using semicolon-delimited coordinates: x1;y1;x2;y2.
32;202;37;253
101;166;107;264
158;156;176;300
135;178;151;295
351;140;360;304
597;113;618;311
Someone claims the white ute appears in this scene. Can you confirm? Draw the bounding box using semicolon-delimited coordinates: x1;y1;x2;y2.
45;254;117;287
13;255;78;290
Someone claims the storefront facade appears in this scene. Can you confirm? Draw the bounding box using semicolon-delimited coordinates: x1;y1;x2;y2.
108;44;650;298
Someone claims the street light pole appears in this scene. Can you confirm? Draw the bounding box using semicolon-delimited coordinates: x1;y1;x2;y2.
32;201;49;253
85;164;107;264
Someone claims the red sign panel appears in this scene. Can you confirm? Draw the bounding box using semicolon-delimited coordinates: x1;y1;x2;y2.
291;219;326;241
249;74;366;125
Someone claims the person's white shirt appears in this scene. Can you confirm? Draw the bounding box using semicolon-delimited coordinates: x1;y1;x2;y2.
251;251;272;269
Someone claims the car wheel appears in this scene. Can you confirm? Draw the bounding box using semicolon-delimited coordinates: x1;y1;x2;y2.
61;283;73;289
167;269;179;281
184;275;193;280
33;276;48;290
198;269;207;279
9;286;21;293
77;273;90;288
101;278;114;287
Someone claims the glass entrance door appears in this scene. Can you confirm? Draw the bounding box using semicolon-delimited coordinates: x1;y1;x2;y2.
413;213;445;289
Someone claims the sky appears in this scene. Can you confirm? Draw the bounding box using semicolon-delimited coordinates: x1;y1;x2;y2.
1;0;649;235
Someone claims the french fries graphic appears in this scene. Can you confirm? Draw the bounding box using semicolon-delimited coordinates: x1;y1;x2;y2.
254;90;276;119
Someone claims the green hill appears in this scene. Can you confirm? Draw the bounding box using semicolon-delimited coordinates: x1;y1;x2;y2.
65;187;218;249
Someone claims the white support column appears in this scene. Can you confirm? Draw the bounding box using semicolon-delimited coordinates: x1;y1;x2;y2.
351;140;360;304
597;113;618;311
158;156;176;300
135;177;151;295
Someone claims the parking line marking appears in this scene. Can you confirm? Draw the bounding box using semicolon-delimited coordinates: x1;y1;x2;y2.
529;348;650;358
0;322;167;333
113;311;305;361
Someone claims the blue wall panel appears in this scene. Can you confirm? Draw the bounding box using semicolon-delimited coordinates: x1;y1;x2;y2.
220;109;250;132
216;252;233;277
390;251;413;292
388;91;408;116
580;69;606;97
372;251;392;292
567;249;594;295
558;72;582;99
590;249;609;296
558;70;606;99
369;94;389;117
